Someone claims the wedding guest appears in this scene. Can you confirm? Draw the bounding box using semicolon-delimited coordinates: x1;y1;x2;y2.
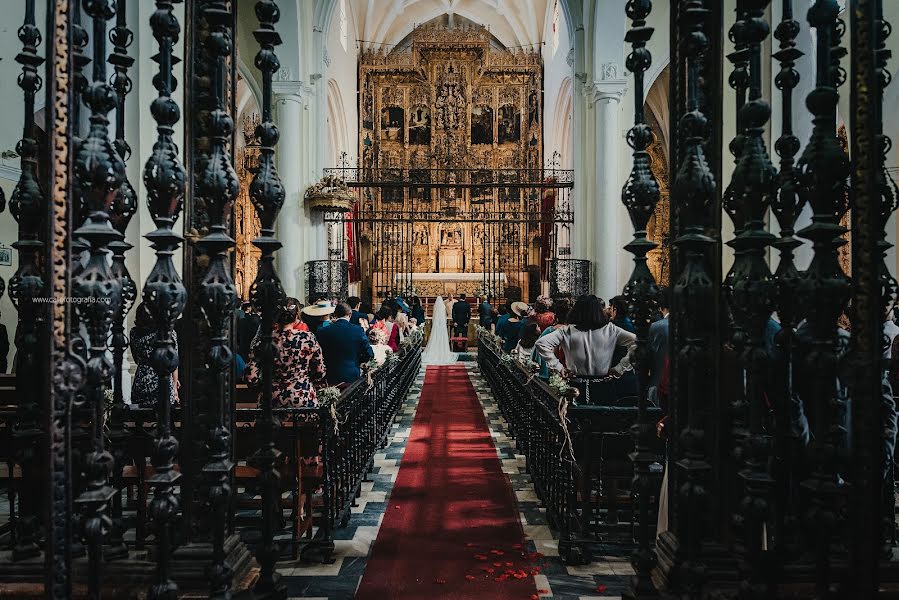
535;295;636;404
388;312;411;351
532;295;555;330
368;327;393;366
348;296;367;328
301;300;335;336
494;302;510;336
411;296;426;326
514;321;541;358
499;301;528;353
648;288;670;395
478;295;493;331
245;299;325;408
535;296;573;379
608;295;635;333
316;302;374;386
360;301;377;325
130;302;179;407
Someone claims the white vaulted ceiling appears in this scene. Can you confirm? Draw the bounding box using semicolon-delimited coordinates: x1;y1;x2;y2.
350;0;552;50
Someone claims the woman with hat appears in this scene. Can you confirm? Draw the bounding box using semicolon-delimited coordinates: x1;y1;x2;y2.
245;298;326;409
498;301;529;353
301;299;336;336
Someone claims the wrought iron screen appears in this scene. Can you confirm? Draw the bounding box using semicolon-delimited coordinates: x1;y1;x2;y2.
549;258;591;299
305;259;349;302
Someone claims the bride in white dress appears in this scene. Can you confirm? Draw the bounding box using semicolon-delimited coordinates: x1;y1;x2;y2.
421;296;457;365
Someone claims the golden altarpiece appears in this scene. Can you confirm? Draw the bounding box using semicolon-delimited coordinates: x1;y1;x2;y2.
321;24;574;304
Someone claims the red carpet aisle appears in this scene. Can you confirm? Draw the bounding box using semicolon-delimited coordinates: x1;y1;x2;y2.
356;365;538;599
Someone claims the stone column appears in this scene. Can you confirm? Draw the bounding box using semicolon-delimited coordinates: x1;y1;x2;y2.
586;68;627;299
273;80;319;301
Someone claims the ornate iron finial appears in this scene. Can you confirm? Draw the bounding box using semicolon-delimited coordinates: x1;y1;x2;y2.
9;0;46;564
795;1;851;596
105;0;137;562
620;1;660;599
725;2;778;599
248;1;288;596
71;0;126;594
142;1;187;598
669;1;716;598
770;0;806;558
194;2;241;597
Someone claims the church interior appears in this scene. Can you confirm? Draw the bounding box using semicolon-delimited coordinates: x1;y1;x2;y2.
1;0;899;598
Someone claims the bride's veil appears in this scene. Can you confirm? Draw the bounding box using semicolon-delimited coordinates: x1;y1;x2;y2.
421;296;456;365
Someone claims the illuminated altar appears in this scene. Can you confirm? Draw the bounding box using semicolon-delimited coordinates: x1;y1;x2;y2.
314;22;575;304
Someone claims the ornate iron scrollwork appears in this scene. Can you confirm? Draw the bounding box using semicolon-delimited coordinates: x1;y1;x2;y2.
10;0;46;564
669;1;717;597
725;2;778;597
247;1;288;596
195;2;241;596
795;1;850;596
142;1;188;597
71;0;126;593
106;0;137;561
620;1;660;598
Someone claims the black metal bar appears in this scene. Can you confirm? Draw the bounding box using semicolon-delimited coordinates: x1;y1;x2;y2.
795;1;850;596
725;2;777;597
770;0;805;561
848;0;896;592
669;1;718;597
620;1;659;597
143;1;187;597
72;0;126;595
106;0;137;561
247;0;288;595
195;2;241;596
10;0;46;565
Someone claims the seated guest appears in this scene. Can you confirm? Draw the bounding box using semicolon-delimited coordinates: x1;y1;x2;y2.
535;297;573;379
514;321;542;358
360;301;377;325
315;302;375;385
245;299;326;408
368;327;393;365
499;302;529;353
301;300;334;335
532;295;555;330
374;305;397;350
388;312;411;351
535;295;637;404
130;302;180;407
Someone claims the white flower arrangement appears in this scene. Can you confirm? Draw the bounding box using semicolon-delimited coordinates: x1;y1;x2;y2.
318;386;341;404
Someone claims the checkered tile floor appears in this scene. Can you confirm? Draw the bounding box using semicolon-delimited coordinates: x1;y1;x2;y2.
280;361;631;599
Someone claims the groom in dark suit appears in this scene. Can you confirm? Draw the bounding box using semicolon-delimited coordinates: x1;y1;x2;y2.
451;293;471;338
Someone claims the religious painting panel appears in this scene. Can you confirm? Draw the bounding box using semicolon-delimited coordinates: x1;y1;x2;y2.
381;106;404;143
498;105;520;144
409;105;431;145
471;105;494;144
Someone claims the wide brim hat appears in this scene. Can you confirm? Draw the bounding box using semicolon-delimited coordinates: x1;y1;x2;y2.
302;300;335;317
511;301;530;317
395;297;411;313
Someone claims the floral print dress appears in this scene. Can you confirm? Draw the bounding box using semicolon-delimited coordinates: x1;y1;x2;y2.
245;323;326;408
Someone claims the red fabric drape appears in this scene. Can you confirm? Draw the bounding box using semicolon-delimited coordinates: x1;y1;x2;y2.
347;202;358;282
539;178;556;278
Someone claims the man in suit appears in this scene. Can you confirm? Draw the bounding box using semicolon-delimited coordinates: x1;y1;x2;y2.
647;288;670;395
316;302;375;385
478;295;493;331
348;296;367;328
452;293;471;338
